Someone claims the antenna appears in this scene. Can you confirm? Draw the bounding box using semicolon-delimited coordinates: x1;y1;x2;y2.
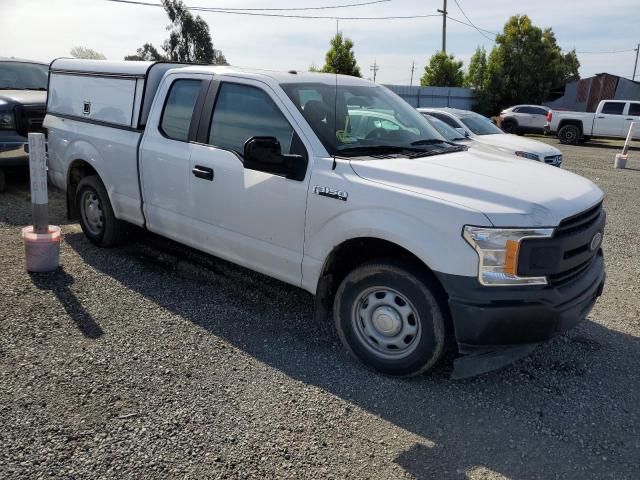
410;60;415;87
332;19;339;170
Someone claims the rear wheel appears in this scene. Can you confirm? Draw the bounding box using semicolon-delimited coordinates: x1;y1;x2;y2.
334;260;446;376
558;124;581;145
76;175;126;247
501;119;518;134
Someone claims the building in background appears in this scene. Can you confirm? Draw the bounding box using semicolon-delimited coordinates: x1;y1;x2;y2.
546;73;640;112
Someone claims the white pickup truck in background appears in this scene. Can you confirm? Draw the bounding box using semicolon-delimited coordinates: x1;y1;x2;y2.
547;100;640;144
44;59;606;378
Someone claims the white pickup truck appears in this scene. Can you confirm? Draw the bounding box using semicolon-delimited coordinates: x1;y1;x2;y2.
547;99;640;144
45;59;606;378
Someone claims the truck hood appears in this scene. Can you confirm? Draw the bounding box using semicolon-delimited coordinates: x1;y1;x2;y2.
349;149;603;227
0;90;47;106
471;133;561;158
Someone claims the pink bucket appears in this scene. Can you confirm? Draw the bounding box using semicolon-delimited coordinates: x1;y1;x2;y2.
21;226;61;272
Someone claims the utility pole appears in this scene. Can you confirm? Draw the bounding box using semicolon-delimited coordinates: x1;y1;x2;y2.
410;60;415;87
437;0;447;53
370;60;379;83
633;43;639;81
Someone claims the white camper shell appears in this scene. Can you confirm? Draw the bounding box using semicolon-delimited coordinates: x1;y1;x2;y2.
48;59;178;130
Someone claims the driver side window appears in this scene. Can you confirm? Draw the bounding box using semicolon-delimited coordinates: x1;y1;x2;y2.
208;83;295;156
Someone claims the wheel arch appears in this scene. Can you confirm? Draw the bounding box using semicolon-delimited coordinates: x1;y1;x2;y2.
558;119;584;133
66;159;103;219
313;236;451;330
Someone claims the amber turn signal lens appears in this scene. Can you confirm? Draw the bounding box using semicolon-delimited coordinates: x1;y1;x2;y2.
504;239;520;275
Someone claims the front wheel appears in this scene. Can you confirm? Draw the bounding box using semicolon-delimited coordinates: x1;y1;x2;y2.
334;261;446;376
501;120;518;134
558;125;581;145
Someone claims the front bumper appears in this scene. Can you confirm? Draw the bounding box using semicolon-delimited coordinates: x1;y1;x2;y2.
0;139;29;167
436;251;605;377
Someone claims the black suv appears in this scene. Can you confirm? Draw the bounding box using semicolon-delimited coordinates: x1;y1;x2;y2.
0;58;48;191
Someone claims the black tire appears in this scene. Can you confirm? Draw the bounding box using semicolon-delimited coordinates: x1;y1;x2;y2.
75;175;126;247
334;260;446;376
558;124;581;145
0;169;5;193
501;119;518;134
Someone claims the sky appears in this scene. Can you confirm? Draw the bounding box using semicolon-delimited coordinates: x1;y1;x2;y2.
1;0;639;84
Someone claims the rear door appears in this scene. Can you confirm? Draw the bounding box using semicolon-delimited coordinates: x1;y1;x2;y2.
139;73;210;240
593;101;626;137
187;78;312;286
528;107;549;130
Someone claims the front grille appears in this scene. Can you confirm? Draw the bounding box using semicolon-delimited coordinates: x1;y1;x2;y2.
518;202;605;287
544;154;562;166
555;201;602;238
14;105;47;137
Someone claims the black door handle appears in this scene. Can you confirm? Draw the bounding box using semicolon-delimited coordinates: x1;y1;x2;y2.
192;165;214;181
597;116;605;119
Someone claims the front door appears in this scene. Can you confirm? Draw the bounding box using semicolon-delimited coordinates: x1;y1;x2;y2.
188;79;312;287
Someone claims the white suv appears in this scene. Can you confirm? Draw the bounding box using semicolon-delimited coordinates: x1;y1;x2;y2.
499;105;550;135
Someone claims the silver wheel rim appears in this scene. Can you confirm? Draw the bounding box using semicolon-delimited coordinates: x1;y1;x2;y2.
351;287;422;360
80;190;104;236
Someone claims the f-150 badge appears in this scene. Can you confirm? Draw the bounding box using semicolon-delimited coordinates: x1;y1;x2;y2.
313;186;348;201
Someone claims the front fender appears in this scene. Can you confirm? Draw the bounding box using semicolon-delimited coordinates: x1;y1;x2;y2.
302;204;484;293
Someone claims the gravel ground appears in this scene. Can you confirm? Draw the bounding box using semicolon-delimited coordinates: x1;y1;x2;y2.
1;138;639;480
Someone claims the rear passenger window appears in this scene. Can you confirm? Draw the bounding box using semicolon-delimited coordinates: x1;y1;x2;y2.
629;103;640;116
160;79;202;141
601;102;625;115
531;107;548;116
209;83;295;155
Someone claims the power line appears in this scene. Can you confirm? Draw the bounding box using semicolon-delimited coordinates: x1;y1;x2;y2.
575;49;636;54
107;0;439;20
451;0;494;41
446;14;497;36
128;0;393;11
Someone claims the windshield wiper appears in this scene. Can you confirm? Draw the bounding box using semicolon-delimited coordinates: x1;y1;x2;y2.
410;138;449;146
336;145;411;155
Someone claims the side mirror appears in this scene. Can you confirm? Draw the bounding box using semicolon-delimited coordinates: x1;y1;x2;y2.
244;136;283;167
455;127;468;137
243;136;307;181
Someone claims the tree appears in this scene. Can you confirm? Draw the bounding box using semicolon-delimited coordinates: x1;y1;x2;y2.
70;46;106;60
124;0;227;64
420;51;464;87
320;33;361;77
562;50;581;83
475;15;582;115
124;43;165;61
464;46;487;90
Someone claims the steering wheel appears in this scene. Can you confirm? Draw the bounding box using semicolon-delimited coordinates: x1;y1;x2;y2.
365;128;388;140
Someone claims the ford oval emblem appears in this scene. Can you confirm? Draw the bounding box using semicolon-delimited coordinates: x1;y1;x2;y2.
590;231;602;251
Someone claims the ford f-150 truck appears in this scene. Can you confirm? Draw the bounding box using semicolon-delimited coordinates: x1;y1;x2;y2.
547;100;640;144
44;59;606;378
0;58;48;191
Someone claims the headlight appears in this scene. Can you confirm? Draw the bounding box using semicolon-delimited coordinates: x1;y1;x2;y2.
514;151;540;161
0;111;16;130
463;226;554;286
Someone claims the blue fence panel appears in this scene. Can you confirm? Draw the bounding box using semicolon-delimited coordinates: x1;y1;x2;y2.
384;85;475;110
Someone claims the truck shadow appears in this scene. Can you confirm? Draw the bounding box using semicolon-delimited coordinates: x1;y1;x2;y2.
65;231;640;480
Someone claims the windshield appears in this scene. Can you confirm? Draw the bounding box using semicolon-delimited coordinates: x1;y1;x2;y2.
422;114;466;141
0;62;48;90
280;82;448;156
458;112;504;136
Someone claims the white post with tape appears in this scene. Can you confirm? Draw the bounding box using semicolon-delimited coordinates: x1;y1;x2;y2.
615;122;634;169
21;133;61;272
28;133;49;232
